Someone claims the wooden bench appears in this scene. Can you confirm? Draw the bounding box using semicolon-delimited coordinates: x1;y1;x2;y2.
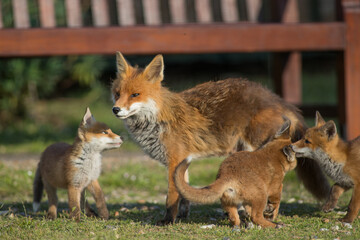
0;0;359;140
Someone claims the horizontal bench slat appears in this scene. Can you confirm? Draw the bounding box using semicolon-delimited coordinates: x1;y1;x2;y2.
0;23;345;56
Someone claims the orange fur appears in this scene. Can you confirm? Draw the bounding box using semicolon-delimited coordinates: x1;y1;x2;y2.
174;120;297;229
33;108;122;220
111;53;330;224
292;111;360;223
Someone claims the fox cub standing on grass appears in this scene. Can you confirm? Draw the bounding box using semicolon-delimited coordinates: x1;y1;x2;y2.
174;119;297;229
33;107;122;220
292;111;360;224
111;52;330;224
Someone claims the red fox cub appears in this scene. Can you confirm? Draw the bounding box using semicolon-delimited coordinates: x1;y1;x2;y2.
33;107;122;220
292;111;360;224
111;52;330;224
174;119;297;229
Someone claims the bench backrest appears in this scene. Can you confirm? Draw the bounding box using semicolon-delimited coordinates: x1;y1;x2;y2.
1;0;265;29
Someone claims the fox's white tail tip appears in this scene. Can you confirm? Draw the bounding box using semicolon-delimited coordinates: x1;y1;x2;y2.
185;156;193;163
33;202;40;212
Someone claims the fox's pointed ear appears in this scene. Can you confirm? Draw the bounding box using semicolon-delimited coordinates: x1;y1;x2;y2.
320;120;337;140
81;107;96;128
283;146;296;162
275;118;291;139
116;52;129;74
144;54;164;82
315;111;326;126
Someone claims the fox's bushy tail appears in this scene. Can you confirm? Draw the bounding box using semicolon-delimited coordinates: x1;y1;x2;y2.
33;167;43;212
174;159;228;204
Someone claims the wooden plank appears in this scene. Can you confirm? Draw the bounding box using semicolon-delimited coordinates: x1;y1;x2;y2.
65;0;82;27
221;0;239;23
271;0;302;105
38;0;56;28
0;0;3;28
143;0;161;25
0;23;345;56
246;0;261;22
91;0;110;27
169;0;186;24
117;0;136;26
342;0;360;140
12;0;30;28
272;52;302;104
195;0;213;23
282;0;299;22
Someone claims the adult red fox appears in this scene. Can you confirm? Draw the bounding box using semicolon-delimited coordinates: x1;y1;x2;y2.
292;111;360;224
33;107;122;220
111;52;330;224
174;119;297;228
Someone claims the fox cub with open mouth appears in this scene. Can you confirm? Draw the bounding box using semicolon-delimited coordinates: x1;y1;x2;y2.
292;111;360;224
33;107;122;220
174;119;296;229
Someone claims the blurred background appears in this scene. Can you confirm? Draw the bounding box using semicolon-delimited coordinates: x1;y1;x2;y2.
0;0;340;154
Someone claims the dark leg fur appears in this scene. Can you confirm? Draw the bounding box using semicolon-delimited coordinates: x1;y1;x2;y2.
33;168;44;205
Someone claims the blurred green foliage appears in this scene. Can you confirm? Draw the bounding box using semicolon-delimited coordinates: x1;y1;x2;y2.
0;0;109;127
0;56;108;127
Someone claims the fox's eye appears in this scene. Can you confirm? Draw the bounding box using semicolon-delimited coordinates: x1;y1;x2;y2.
131;93;140;98
102;131;108;134
114;92;120;99
305;139;311;144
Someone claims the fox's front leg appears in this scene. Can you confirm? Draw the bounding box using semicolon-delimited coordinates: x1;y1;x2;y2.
322;184;349;212
86;180;109;220
341;184;360;223
68;186;81;221
178;169;190;219
157;162;181;225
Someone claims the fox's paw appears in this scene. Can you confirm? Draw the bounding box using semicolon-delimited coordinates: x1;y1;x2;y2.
46;212;57;220
85;208;98;218
322;202;336;213
263;203;275;219
156;218;174;226
275;223;286;229
339;217;353;225
231;225;241;232
99;210;109;220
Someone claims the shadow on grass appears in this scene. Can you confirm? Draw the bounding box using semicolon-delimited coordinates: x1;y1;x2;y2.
279;202;321;217
1;200;327;227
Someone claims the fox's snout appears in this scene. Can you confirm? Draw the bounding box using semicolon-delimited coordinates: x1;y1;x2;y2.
112;107;121;115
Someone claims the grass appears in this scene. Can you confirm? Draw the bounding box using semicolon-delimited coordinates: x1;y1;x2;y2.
1;57;351;239
0;153;359;240
0;87;140;154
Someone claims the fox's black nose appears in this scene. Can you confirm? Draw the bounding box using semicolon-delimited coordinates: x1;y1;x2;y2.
112;107;121;114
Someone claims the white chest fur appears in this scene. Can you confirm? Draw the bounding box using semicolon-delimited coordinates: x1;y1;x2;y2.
71;145;102;188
